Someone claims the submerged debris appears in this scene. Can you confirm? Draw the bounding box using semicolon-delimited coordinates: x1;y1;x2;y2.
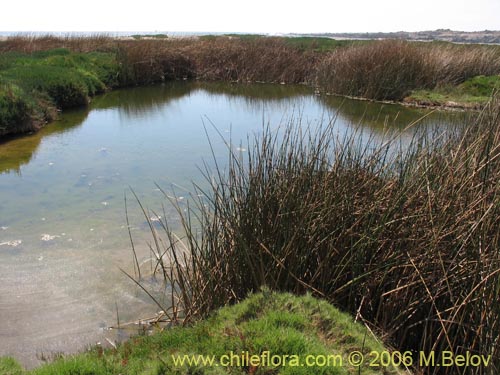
0;240;22;247
149;215;162;222
41;234;60;241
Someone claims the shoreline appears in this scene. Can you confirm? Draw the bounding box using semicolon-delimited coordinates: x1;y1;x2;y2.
1;80;485;141
1;36;497;137
323;91;485;112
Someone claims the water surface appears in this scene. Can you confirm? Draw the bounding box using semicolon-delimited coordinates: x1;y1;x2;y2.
0;81;464;367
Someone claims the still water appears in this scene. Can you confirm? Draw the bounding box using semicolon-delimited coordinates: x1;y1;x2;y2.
0;82;462;367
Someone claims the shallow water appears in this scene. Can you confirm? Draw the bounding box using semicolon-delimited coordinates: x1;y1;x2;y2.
0;81;464;367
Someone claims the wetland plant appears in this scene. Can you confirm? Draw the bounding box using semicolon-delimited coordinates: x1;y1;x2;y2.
132;97;500;374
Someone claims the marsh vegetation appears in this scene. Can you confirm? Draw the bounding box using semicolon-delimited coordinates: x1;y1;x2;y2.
0;34;499;375
1;35;500;136
131;97;500;374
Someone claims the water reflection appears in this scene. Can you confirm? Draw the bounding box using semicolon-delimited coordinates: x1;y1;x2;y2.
90;81;195;118
318;94;471;131
0;81;463;367
0;82;463;175
0;109;89;174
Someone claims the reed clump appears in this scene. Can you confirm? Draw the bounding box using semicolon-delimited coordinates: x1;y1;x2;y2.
0;33;116;53
111;39;198;86
2;35;500;108
427;43;500;85
316;40;432;100
316;40;500;100
185;37;318;83
140;97;500;374
104;37;317;85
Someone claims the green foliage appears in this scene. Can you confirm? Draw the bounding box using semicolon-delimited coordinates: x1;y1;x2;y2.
31;48;72;58
4;66;90;108
210;35;359;52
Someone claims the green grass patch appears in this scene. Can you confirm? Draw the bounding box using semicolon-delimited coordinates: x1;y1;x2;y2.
0;49;119;134
457;74;500;96
2;291;402;375
406;75;500;107
0;357;24;375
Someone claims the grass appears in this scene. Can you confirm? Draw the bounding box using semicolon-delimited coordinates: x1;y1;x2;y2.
0;291;403;375
219;34;361;52
0;357;24;375
1;35;500;374
1;35;500;135
0;49;119;135
133;96;500;375
1;35;499;375
407;75;500;108
316;40;500;100
0;83;32;135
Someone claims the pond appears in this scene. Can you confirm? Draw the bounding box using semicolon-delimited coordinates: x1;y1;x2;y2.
0;81;465;367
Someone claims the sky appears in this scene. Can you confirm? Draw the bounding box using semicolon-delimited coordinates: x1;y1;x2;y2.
1;0;499;34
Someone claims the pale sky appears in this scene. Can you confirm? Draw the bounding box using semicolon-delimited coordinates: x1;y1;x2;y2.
1;0;499;34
